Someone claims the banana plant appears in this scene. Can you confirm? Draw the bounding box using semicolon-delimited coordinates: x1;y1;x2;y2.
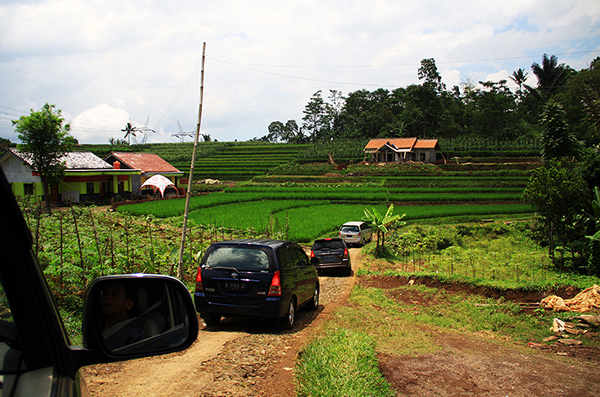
363;204;406;250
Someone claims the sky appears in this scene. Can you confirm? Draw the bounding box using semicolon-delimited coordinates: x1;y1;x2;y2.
1;0;599;145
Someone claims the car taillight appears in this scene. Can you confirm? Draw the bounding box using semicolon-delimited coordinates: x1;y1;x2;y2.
268;270;282;296
195;267;204;293
343;248;348;258
310;250;315;258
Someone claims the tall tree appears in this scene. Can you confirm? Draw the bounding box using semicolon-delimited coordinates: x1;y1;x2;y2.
12;103;74;212
121;122;138;144
522;159;589;262
526;54;573;102
509;68;529;102
302;90;330;141
563;57;600;140
418;58;446;93
267;120;301;143
539;102;581;161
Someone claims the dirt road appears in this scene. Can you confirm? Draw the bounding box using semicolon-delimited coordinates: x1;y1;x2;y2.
84;249;600;396
83;248;361;397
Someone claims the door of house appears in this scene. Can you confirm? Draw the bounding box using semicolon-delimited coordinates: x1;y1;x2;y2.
50;185;59;202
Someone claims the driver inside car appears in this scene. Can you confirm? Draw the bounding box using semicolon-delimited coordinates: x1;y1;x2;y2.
100;281;147;350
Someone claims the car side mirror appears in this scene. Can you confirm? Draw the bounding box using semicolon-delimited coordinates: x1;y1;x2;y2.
82;274;198;358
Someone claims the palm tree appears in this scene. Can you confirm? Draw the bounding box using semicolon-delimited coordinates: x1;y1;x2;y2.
509;68;528;101
121;122;138;145
525;54;572;102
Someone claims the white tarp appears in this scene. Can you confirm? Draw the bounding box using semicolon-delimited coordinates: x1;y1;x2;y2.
139;174;175;197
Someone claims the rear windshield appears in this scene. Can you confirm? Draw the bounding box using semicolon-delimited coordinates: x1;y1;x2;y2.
313;240;346;250
205;246;271;271
340;225;359;233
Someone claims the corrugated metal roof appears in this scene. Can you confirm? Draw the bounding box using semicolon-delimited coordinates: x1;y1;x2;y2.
8;148;112;169
106;152;182;173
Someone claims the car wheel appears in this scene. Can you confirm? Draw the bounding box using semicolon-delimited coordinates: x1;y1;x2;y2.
280;299;296;330
344;267;352;277
308;284;319;310
202;313;221;326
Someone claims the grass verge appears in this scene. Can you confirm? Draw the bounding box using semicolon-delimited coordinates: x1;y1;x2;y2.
295;329;395;397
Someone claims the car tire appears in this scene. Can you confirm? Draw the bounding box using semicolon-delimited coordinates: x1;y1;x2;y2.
308;284;319;310
344;267;352;277
202;313;221;326
280;299;296;330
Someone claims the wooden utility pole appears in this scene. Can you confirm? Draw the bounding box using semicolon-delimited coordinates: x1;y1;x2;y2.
178;42;206;279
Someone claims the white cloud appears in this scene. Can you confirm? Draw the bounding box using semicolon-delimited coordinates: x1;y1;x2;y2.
70;104;130;144
0;0;598;143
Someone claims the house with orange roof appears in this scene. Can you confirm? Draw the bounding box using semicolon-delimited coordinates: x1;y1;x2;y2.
364;138;440;164
103;152;183;196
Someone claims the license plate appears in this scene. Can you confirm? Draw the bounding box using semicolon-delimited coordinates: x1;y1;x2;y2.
223;281;246;292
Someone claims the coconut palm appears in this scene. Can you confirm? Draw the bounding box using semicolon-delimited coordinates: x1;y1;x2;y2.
121;122;138;145
525;54;573;102
509;68;528;101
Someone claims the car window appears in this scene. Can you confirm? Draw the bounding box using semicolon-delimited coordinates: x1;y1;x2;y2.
295;247;309;267
205;246;271;271
313;240;345;249
288;246;308;267
277;247;294;269
341;225;359;233
0;279;21;394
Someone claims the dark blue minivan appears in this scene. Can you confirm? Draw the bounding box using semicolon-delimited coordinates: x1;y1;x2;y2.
194;239;320;329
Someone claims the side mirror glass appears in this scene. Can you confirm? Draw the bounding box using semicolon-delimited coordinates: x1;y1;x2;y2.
83;275;198;357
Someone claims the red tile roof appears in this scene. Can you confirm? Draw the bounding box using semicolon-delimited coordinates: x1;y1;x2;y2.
106;152;181;173
413;139;439;149
364;138;438;151
364;138;417;150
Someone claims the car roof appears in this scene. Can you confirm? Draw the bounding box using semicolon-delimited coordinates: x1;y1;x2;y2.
341;221;366;226
209;238;293;250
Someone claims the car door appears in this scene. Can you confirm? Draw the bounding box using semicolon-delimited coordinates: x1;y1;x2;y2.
276;245;296;309
288;245;314;305
0;168;198;397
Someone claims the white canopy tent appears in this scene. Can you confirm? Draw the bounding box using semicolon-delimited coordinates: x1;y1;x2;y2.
139;174;176;197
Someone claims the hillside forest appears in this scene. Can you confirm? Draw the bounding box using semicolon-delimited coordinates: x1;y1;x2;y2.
262;55;600;151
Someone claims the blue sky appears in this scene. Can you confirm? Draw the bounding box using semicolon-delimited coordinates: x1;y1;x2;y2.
1;0;599;144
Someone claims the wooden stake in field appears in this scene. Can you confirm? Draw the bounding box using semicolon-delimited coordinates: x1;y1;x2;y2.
178;42;206;280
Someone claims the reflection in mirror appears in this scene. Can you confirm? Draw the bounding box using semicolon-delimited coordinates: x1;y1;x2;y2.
90;276;193;355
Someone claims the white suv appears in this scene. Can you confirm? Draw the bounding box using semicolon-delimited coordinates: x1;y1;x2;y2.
339;221;372;247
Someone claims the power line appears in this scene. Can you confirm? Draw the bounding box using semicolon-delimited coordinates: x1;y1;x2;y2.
209;50;600;69
152;59;203;131
208;49;600;88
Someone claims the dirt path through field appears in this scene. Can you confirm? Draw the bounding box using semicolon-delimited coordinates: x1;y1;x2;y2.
83;248;363;396
84;248;600;396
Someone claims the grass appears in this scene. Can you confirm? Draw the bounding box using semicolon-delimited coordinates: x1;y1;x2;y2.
295;223;600;394
295;330;395;397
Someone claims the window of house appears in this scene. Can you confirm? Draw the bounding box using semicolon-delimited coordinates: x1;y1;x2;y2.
118;181;124;192
420;152;426;162
86;183;94;195
23;184;34;196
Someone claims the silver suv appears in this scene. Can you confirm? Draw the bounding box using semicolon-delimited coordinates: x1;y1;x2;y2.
339;221;372;247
